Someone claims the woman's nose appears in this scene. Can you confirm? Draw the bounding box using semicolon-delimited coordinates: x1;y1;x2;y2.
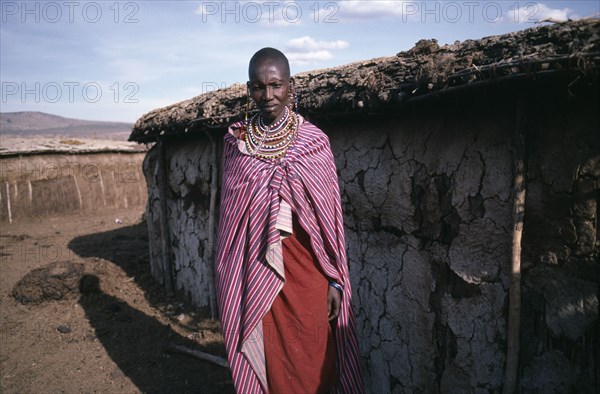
263;86;273;100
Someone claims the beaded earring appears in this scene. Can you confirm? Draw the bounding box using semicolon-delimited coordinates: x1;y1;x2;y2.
288;78;298;115
244;83;251;131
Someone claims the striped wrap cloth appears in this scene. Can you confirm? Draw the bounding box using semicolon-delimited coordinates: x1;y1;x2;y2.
215;117;365;393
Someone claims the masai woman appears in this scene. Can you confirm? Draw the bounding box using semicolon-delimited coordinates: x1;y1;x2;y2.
215;47;364;394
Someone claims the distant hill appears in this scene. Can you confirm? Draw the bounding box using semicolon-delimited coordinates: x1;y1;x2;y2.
0;112;133;140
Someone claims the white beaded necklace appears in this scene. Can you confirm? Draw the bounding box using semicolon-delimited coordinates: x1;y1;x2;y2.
245;108;298;159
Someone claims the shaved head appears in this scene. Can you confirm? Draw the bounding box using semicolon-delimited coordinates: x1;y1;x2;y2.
247;47;292;123
248;47;290;81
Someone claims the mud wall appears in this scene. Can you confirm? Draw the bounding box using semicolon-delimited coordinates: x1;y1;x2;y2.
0;152;147;222
329;112;511;392
327;90;598;392
143;141;216;309
518;96;599;392
143;85;598;392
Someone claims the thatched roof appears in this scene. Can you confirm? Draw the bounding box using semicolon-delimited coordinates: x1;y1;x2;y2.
0;136;146;157
129;18;600;143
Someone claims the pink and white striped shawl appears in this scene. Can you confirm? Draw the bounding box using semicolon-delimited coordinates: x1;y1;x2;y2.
215;118;364;393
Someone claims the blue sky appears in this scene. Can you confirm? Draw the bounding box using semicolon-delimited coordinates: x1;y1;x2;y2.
1;1;598;123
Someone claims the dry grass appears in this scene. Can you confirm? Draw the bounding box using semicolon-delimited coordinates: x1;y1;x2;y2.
59;139;85;145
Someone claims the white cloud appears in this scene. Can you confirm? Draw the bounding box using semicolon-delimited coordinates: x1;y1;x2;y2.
285;36;349;66
330;0;418;21
286;36;349;51
509;3;576;24
287;50;334;66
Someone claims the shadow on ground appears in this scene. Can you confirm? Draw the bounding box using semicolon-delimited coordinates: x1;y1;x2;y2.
69;222;233;393
68;221;155;298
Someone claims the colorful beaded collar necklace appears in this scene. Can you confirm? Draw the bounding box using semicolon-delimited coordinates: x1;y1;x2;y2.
245;107;299;160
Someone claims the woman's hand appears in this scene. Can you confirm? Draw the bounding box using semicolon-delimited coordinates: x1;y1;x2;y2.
327;285;342;321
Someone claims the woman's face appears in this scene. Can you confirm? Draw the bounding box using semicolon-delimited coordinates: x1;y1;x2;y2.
248;60;290;125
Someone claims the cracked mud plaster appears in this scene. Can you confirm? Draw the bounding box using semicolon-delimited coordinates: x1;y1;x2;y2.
143;139;215;309
328;111;512;393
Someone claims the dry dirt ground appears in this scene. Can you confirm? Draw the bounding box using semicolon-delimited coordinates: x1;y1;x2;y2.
0;208;234;393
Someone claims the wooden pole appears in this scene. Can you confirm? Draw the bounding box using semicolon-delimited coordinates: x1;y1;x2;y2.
205;131;218;320
158;140;175;297
166;344;228;368
5;181;12;224
503;98;527;394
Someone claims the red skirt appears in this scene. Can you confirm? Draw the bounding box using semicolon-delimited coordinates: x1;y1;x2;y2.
262;218;337;393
